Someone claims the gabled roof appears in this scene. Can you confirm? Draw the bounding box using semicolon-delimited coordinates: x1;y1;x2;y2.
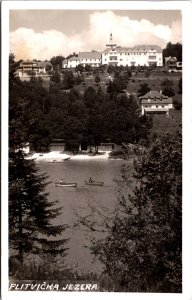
67;52;101;61
78;52;101;59
165;56;177;63
103;44;162;53
140;91;172;104
19;60;52;68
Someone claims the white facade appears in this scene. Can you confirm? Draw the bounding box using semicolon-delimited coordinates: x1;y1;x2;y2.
140;91;173;116
102;46;163;67
62;52;101;69
62;34;163;69
18;61;53;79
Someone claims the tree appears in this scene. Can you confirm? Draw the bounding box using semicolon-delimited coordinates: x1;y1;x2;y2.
95;75;101;85
81;86;106;152
107;76;127;94
50;71;61;84
50;55;65;71
75;64;84;73
62;71;75;90
9;53;22;89
161;79;175;97
85;64;93;73
9;55;68;265
163;42;182;63
103;94;150;145
90;132;182;292
137;83;151;97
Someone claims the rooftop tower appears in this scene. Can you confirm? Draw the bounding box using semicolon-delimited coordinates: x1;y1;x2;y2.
106;33;117;49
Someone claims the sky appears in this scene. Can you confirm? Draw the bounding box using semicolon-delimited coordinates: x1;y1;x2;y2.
9;9;182;61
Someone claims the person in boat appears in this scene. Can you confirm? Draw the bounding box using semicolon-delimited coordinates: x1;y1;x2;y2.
60;178;63;183
89;177;94;183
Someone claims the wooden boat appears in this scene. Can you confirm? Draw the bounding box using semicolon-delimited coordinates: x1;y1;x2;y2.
49;159;62;163
84;180;104;186
63;157;71;161
54;182;77;187
48;157;71;163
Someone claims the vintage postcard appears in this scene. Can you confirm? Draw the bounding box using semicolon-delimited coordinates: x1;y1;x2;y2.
1;1;192;299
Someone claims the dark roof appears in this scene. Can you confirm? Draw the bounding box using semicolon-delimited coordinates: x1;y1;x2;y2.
67;52;101;61
140;91;172;104
165;56;177;63
103;44;162;53
78;52;101;59
19;61;52;68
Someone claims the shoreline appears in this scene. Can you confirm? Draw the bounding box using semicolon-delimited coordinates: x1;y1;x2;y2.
25;150;123;162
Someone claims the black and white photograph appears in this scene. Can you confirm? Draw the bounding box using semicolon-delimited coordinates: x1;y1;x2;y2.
1;1;192;299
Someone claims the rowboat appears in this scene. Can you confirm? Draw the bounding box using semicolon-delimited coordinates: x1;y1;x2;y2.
48;157;71;163
64;157;71;161
84;180;104;186
54;182;77;187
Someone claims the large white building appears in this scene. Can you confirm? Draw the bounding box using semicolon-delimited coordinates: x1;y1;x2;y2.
63;52;101;68
62;34;163;69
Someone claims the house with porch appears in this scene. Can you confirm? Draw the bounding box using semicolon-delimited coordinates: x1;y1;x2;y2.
140;90;173;116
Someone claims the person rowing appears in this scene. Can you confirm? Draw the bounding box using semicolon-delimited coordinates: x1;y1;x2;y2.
89;177;95;183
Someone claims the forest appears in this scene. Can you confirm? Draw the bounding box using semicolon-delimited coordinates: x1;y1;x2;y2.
10;54;153;152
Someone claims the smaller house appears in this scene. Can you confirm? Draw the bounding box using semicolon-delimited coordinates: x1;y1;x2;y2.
18;60;53;80
165;56;182;73
140;91;173;116
165;56;177;69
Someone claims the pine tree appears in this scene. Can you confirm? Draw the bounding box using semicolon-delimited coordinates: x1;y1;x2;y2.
9;54;68;265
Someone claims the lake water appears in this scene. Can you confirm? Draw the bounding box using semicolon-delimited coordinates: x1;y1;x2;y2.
38;159;130;274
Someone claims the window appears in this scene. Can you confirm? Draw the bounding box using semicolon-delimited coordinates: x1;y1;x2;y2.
156;105;158;108
149;56;157;59
110;56;117;60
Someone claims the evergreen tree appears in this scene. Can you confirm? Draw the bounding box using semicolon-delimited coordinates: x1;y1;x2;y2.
9;55;68;265
138;83;151;97
161;79;175;97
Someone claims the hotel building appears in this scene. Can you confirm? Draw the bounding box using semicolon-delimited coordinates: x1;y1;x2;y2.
62;34;163;69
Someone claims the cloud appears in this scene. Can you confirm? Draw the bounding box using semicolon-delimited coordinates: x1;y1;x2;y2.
10;11;182;60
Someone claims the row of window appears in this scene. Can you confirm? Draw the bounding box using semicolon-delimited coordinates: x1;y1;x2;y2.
104;52;159;56
74;58;101;62
144;105;166;108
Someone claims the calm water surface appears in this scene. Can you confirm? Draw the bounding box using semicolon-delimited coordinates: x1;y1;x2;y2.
38;159;127;273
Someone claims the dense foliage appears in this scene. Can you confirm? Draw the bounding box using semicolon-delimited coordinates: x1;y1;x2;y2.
163;42;182;62
9;54;68;265
161;78;175;97
10;56;152;152
90;132;182;292
137;83;151;97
